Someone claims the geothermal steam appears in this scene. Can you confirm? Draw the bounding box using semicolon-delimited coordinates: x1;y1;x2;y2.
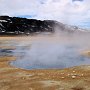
10;30;90;69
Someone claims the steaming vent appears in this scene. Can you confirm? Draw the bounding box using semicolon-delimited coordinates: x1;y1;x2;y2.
10;31;90;70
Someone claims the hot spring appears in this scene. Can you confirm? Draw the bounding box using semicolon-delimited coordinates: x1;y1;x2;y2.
6;32;90;70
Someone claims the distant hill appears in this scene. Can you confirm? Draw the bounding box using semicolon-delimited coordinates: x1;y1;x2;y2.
0;16;86;35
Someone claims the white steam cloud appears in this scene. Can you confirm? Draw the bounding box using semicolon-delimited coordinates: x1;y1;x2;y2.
10;32;90;70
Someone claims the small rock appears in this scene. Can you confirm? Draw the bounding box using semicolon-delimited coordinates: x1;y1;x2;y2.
29;88;33;90
72;76;76;79
81;74;84;76
73;71;75;73
22;77;25;80
61;77;65;79
67;74;70;76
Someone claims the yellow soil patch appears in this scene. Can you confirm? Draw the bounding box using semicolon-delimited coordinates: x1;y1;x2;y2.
0;46;15;50
82;51;90;57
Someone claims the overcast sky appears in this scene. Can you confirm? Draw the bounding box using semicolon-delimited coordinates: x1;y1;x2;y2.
0;0;90;28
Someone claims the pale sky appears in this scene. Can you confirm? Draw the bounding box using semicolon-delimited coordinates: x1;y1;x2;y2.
0;0;90;28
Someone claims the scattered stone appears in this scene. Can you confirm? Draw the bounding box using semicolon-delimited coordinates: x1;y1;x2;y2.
71;76;76;79
67;74;70;76
81;74;84;76
61;77;65;79
22;77;25;80
73;71;75;73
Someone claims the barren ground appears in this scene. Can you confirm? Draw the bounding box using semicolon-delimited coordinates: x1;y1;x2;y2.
0;36;90;90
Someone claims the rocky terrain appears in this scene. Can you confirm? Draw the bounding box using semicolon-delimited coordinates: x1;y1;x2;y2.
0;16;86;35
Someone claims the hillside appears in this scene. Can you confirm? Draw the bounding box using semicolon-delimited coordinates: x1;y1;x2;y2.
0;16;85;35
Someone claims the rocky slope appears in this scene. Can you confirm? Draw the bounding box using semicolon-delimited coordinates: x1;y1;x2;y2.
0;16;85;35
